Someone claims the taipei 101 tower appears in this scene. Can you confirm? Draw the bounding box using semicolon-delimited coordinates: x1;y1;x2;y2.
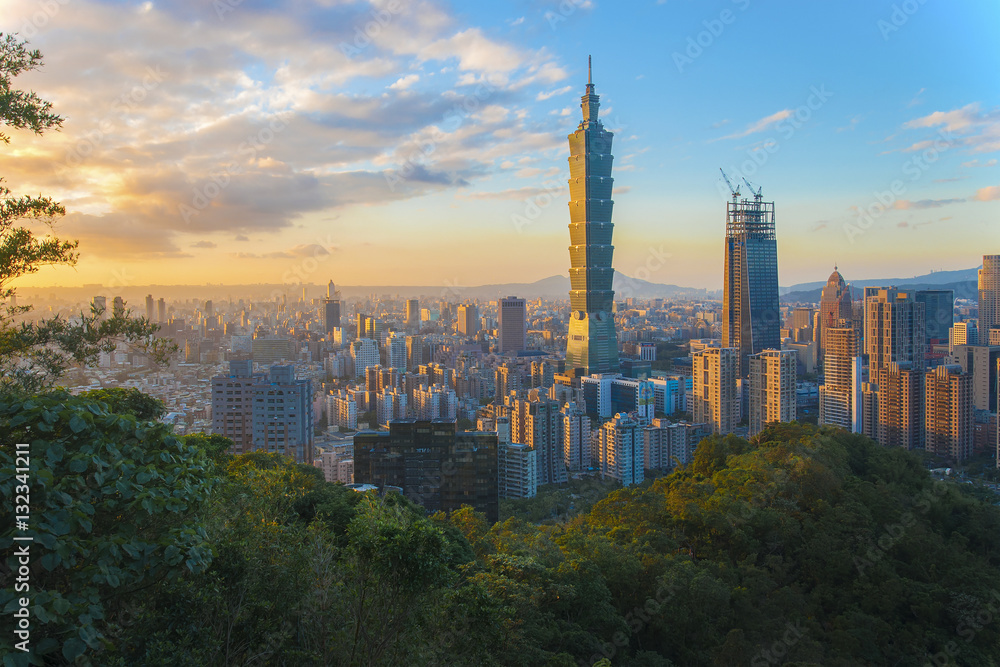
565;57;619;376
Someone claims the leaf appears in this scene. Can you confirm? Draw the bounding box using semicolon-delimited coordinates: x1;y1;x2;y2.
62;637;86;661
68;414;87;433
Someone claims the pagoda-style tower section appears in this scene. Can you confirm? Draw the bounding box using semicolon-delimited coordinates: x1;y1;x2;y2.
565;57;620;376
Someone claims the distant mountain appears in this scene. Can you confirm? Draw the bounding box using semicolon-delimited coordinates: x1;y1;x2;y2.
779;266;980;296
782;280;977;304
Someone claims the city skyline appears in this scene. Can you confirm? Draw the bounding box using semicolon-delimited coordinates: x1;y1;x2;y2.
1;0;998;291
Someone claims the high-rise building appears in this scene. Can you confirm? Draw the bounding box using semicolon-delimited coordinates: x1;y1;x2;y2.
500;442;537;500
644;418;710;472
952;345;1000;412
819;326;862;432
511;397;568;485
597;413;644;486
950;321;978;355
561;402;590;471
498;296;526;354
915;289;954;346
692;347;739;435
457;303;480;336
747;349;797;437
722;185;780;377
406;335;424;371
112;296;125;318
864;289;926;449
406;299;420;332
924;364;972;462
495;362;520;404
353;419;499;523
387;331;407;372
211;359;265;455
157;298;166;323
145;294;154;321
351;338;379;378
322;281;341;334
980;255;1000;336
818;268;852;362
565;58;620;377
251;365;314;463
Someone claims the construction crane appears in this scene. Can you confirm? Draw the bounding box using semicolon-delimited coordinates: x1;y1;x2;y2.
742;177;762;200
719;168;740;202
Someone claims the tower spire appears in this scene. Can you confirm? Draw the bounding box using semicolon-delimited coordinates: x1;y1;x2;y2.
588;55;592;85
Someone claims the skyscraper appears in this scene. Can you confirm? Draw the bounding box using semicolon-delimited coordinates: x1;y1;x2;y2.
915;289;954;346
457;303;480;336
819;326;862;433
924;364;972;462
211;359;265;455
722;185;780;376
818;267;852;362
498;296;526;354
406;299;420;332
565;57;620;377
747;349;797;437
251;364;314;463
157;298;166;323
692;347;739;435
322;280;341;334
980;255;1000;336
597;413;644;486
145;294;154;321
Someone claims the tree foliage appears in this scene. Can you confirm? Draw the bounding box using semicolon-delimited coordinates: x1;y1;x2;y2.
0;33;174;394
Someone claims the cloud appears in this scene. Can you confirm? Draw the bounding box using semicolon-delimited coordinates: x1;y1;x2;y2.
612;186;631;195
973;185;1000;202
837;115;863;132
234;234;249;241
906;88;926;108
962;158;998;169
713;109;793;141
389;74;420;90
710;119;730;129
903;103;1000;153
191;241;217;248
892;198;964;210
459;185;564;201
536;85;572;101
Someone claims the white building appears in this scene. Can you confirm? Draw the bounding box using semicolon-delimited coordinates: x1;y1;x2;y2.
598;412;644;486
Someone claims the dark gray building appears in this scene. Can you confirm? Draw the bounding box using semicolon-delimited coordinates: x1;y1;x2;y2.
565;58;620;377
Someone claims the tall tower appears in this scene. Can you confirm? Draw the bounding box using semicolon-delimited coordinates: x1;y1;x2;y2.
498;296;526;354
722;183;779;376
565;57;620;377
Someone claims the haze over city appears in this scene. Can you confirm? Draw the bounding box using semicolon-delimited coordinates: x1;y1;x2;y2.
1;0;998;291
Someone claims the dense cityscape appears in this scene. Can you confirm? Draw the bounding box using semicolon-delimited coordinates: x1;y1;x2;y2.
4;1;1000;664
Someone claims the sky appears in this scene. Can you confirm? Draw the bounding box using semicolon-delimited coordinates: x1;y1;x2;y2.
2;0;999;291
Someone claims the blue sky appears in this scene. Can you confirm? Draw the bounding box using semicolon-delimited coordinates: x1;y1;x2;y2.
2;0;998;291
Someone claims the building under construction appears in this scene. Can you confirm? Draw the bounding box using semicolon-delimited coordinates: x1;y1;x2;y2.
720;171;781;377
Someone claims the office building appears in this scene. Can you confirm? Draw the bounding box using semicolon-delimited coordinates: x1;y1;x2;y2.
322;281;341;333
818;268;852;361
498;296;526;354
457;303;480;336
353;419;499;523
251;365;314;463
952;345;1000;412
145;294;154;321
692;347;739;435
597;413;644;486
565;59;620;376
211;359;265;454
924;364;973;462
950;322;978;355
747;349;797;437
406;299;420;332
387;331;407;372
980;255;1000;335
157;297;166;323
351;338;379;378
915;289;954;346
722;183;780;376
819;326;862;432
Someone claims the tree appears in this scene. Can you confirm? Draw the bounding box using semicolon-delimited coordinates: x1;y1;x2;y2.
0;391;218;662
0;33;173;394
80;386;166;421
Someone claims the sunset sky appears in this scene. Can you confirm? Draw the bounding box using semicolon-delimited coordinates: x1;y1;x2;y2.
2;0;999;291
